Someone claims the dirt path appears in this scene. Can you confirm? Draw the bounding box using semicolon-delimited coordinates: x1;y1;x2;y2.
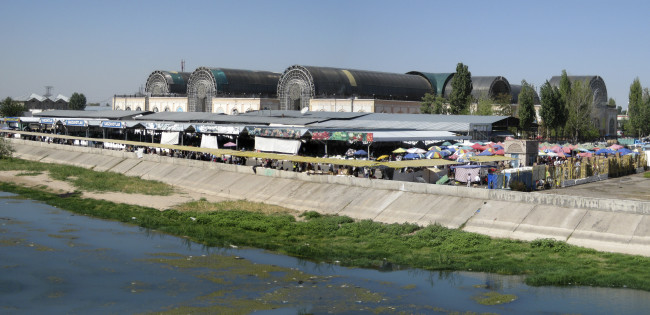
0;171;226;210
539;172;650;201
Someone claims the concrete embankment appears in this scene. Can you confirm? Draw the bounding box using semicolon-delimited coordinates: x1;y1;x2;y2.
7;139;650;257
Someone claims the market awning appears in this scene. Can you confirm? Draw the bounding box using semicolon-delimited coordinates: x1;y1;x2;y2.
379;159;460;168
469;156;516;163
369;130;470;142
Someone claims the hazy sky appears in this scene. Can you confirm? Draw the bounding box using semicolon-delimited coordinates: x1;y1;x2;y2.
2;0;649;108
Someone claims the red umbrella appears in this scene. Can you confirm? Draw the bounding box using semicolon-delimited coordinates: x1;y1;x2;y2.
471;143;484;150
494;149;505;155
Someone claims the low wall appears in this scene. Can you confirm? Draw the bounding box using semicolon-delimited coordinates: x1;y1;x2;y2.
6;138;650;257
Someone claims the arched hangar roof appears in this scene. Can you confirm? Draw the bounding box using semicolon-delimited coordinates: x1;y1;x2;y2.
277;65;433;110
510;85;541;105
186;67;281;112
444;75;511;100
406;72;454;96
145;71;192;95
548;75;607;106
188;67;281;97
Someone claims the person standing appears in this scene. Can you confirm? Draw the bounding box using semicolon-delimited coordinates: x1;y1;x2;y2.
467;173;471;187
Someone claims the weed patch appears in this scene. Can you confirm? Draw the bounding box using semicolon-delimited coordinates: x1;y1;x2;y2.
2;179;650;292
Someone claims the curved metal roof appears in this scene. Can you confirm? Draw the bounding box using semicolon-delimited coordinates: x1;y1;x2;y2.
548;75;607;106
145;70;191;95
406;72;454;96
444;75;511;100
186;67;281;112
277;65;433;110
510;85;541;105
188;67;281;97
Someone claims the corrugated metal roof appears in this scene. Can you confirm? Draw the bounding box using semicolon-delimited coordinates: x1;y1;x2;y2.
307;113;509;132
371;130;469;142
308;119;471;132
240;110;368;120
33;110;149;119
136;111;321;126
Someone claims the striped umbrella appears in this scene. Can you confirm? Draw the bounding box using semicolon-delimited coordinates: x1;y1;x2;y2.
425;150;443;159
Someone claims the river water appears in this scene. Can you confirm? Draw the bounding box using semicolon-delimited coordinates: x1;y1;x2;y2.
1;191;649;314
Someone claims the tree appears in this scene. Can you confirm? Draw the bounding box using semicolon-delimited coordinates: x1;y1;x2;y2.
420;93;446;114
617;105;623;114
565;80;593;142
0;97;25;117
493;93;513;116
448;63;472;115
539;80;562;139
518;80;536;138
69;92;87;110
476;97;493;116
608;98;616;108
628;77;644;138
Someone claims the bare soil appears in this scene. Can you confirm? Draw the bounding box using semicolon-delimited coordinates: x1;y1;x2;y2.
0;170;226;210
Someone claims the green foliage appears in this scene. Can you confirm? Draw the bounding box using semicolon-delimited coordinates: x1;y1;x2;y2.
493;93;513;116
300;211;322;219
628;78;644;138
3;180;650;291
518;80;536;137
558;70;572;137
0;97;25;117
508;180;530;192
420;93;447;114
539;80;562;139
0;138;15;158
531;238;568;252
608;98;616;108
617;105;623;114
449;63;473;115
0;159;174;195
476;97;493;116
565;80;594;142
69;92;87;110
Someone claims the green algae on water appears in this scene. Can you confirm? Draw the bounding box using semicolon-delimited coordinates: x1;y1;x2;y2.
473;291;517;305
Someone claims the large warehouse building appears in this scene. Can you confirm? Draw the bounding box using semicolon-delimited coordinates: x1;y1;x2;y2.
111;65;614;136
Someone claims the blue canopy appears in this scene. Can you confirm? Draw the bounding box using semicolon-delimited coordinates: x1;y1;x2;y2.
478;150;493;156
595;148;614;155
616;148;632;156
353;149;368;156
404;153;422;160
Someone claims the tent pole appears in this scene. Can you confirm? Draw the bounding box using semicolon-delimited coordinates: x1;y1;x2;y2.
367;143;371;160
325;141;328;156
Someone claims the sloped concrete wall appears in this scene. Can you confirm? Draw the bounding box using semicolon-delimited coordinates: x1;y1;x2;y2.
6;139;650;257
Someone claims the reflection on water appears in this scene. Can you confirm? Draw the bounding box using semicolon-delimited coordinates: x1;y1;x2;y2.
1;192;650;314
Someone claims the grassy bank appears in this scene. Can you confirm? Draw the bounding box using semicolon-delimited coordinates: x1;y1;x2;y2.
2;180;650;292
0;158;174;195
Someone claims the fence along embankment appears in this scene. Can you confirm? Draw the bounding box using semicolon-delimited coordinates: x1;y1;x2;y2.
7;138;650;257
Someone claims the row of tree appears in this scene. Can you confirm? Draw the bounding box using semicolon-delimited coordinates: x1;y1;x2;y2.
0;93;88;117
538;70;599;142
420;63;615;141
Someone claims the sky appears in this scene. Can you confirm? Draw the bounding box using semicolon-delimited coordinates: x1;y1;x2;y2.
2;0;649;109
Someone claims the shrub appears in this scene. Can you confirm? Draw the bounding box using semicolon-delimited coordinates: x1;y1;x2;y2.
509;180;529;192
300;211;322;219
0;137;14;159
531;238;568;252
